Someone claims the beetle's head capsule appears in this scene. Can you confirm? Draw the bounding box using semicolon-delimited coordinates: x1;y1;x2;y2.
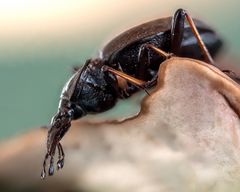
47;109;73;153
41;109;73;179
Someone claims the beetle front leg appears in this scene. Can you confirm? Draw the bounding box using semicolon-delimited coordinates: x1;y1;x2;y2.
57;143;65;170
40;153;55;179
171;9;214;65
103;65;150;95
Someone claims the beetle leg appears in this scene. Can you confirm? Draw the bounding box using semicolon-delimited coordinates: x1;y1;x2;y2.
56;143;62;170
134;44;174;90
171;9;214;64
57;143;65;170
137;43;172;78
103;66;150;95
137;45;151;80
141;44;174;59
136;44;174;89
116;76;131;97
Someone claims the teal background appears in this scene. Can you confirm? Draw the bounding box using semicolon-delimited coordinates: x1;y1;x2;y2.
0;0;239;140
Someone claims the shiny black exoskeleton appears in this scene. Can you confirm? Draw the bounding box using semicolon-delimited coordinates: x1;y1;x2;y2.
99;11;222;96
41;9;224;179
41;59;119;178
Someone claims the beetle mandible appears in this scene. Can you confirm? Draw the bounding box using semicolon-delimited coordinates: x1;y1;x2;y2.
41;8;225;179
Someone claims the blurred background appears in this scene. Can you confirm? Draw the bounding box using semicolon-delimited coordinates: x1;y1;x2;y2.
0;0;240;140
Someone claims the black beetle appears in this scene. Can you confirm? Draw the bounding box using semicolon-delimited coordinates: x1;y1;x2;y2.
41;9;224;179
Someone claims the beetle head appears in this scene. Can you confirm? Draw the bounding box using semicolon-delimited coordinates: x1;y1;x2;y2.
48;109;73;154
41;109;73;179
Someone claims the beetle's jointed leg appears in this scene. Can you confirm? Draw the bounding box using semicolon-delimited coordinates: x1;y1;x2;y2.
40;142;65;179
103;66;150;95
137;45;151;80
57;143;65;170
103;65;145;86
136;44;174;88
140;44;174;59
171;8;214;65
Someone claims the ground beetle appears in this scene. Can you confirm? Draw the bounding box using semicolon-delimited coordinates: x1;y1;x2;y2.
41;9;226;179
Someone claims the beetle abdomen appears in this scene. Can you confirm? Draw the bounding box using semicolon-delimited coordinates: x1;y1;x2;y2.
108;32;171;79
